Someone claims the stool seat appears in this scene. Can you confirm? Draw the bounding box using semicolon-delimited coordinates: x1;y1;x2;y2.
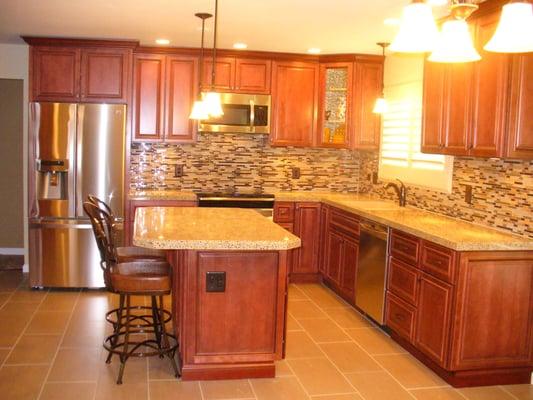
110;261;171;294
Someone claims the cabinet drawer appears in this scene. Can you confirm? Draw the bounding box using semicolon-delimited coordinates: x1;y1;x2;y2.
421;241;456;283
273;202;295;222
385;292;416;342
390;230;420;265
388;257;419;305
329;207;360;237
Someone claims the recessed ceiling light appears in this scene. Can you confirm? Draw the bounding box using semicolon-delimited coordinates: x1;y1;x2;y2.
233;42;248;50
384;18;400;26
307;48;321;54
155;38;170;45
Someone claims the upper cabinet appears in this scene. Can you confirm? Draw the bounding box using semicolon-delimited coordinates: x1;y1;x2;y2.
270;61;319;147
421;4;533;160
132;53;198;143
202;57;271;94
28;40;134;103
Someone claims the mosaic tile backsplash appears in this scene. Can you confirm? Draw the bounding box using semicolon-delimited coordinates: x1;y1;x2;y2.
130;133;361;194
360;153;533;239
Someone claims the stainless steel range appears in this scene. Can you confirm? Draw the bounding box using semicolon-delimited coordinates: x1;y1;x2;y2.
196;193;275;218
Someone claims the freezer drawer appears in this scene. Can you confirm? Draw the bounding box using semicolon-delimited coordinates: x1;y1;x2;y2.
29;221;104;288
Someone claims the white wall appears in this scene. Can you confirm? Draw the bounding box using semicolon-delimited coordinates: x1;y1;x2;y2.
0;43;29;270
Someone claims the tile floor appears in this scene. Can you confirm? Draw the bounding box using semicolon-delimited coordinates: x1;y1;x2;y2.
0;269;531;400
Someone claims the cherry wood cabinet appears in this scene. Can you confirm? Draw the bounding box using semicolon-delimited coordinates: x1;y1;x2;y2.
292;203;321;279
352;59;383;150
202;57;271;93
325;229;343;286
133;53;198;143
270;61;319;147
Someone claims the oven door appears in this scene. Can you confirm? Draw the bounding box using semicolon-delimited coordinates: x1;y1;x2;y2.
199;93;270;134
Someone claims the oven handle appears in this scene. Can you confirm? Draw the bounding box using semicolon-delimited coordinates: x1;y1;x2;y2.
249;99;255;130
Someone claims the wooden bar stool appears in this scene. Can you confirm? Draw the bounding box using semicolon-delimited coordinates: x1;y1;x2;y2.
84;201;180;384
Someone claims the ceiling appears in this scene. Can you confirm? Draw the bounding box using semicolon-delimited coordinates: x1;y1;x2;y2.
0;0;450;55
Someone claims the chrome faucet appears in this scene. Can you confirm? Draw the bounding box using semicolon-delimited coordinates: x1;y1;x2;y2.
385;179;407;207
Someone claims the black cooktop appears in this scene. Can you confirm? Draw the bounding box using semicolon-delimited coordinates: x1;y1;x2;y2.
196;192;274;208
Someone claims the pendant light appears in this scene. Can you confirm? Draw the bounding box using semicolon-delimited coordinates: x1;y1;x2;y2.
484;1;533;53
390;0;439;53
428;0;481;63
373;42;389;114
189;13;212;120
203;0;224;118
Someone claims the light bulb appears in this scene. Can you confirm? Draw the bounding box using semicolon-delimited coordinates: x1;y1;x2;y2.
203;92;224;118
390;1;439;53
484;2;533;53
373;97;388;114
428;19;481;63
189;100;209;120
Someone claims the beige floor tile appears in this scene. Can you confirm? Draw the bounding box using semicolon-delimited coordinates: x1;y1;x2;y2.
0;301;40;316
251;376;309;400
324;307;374;329
61;320;108;348
287;314;304;331
319;342;382;373
26;311;71;334
311;394;364;400
345;327;406;355
99;355;147;384
9;287;48;303
275;360;294;377
458;386;516;400
285;331;323;359
502;384;533;400
148;354;180;380
0;292;12;307
39;291;80;311
288;357;355;396
345;371;414;400
0;348;10;364
200;379;255;399
149;381;202;400
298;284;349;309
40;382;97;400
0;313;31;346
289;300;327;319
0;365;48;400
297;318;351;343
48;348;100;381
410;387;466;400
94;381;148;400
374;353;447;389
289;285;308;301
6;334;61;364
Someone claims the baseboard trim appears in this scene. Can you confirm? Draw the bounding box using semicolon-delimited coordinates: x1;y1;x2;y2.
0;248;24;255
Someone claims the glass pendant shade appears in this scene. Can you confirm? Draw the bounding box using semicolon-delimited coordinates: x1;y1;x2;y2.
484;2;533;53
373;97;388;114
390;1;439;53
189;100;209;120
203;91;224;117
428;19;481;63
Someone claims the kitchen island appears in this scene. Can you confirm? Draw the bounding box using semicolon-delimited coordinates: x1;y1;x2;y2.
133;207;301;380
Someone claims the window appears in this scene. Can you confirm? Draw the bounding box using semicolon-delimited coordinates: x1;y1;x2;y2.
378;80;453;193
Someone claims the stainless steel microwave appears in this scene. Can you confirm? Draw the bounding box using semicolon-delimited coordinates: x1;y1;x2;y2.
198;93;271;134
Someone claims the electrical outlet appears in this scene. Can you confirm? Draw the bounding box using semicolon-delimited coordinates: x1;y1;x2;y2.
463;184;473;204
291;167;301;179
174;164;184;177
372;172;379;184
206;271;226;292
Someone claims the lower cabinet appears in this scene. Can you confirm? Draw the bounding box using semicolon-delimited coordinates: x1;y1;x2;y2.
325;229;343;285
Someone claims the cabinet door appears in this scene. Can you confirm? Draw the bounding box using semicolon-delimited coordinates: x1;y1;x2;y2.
132;54;166;142
470;12;508;158
506;53;533;159
277;222;295;275
318;205;330;274
235;58;271;94
352;60;383;150
421;61;447;154
31;46;80;102
165;56;198;143
270;61;319;147
317;62;353;148
80;48;131;103
326;230;343;285
340;237;359;301
202;57;235;91
414;273;453;367
292;203;321;274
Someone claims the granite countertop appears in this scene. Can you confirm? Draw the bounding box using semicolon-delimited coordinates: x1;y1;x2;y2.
129;190;198;201
133;207;301;251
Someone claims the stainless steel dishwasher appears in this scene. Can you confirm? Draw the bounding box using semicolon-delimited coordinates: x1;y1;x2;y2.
355;219;389;325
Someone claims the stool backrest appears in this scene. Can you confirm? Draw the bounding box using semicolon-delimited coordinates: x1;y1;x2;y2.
87;194;114;218
83;201;117;290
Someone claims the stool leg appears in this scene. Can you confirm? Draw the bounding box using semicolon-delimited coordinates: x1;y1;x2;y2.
117;294;131;385
106;293;124;364
158;295;180;377
151;296;163;357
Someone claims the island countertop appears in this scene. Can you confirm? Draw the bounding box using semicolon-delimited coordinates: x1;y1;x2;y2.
133;207;301;251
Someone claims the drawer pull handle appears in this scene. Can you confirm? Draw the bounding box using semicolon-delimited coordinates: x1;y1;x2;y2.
394;313;405;322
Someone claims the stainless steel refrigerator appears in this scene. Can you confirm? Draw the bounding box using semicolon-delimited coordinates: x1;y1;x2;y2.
29;102;125;288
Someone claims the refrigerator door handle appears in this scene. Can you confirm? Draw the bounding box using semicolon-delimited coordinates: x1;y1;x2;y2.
75;104;85;217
